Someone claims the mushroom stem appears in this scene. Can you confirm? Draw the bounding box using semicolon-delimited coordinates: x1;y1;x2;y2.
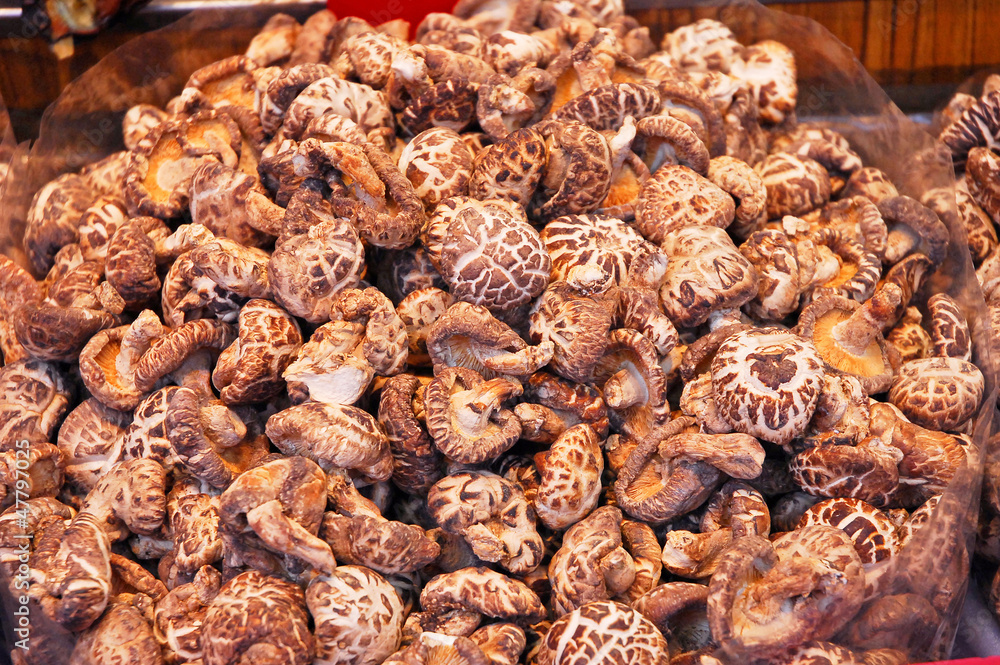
116;310;163;383
884;227;920;265
245;499;336;575
245;190;286;236
513;403;567;443
454;378;522;436
600;548;637;596
604;367;648;409
200;402;247;448
832;284;903;357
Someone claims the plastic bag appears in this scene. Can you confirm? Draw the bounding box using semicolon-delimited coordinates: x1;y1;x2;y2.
0;1;994;661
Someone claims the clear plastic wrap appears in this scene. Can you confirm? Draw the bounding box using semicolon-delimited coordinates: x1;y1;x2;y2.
0;1;995;662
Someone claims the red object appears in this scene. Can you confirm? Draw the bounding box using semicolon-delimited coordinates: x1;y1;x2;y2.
326;0;455;35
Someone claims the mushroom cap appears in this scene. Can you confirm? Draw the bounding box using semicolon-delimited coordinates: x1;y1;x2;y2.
428;471;543;574
591;328;669;439
798;497;900;599
755;153;831;219
70;598;162;665
789;436;902;508
0;255;42;363
794;292;900;395
104;219;162;310
423;197;550;311
840;593;939;653
265;402;392;481
730;40;797;125
268;217;366;323
0;359;73;450
660;225;760;328
707;527;864;659
469;127;546;208
282;320;371;406
711;327;825;446
213;298;303;405
939;88;1000;165
888;357;984;432
739;230;802;320
528;280;613;383
841;167;899;204
662;18;743;73
121;387;183;473
321;511;440;575
530;119;614;220
306;566;405;665
540;213;655;284
426;301;552;379
927;293;972;361
201;569;315;665
23;172;101;275
634;165;735;243
534;600;669;665
399;127;475;211
548;505;634;615
424;366;522;464
153;565;222;663
420;566;546;624
379;373;444;494
13;301;118;363
632;581;710;647
533;424;604;530
554;82;660;131
57;397;132;492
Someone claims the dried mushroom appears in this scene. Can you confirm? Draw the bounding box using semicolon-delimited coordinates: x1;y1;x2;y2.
534;600;669;665
634;165;734;243
533;424;604;529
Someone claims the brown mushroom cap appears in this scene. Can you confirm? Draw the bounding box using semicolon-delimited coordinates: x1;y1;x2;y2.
927;293;972;361
707;527;865;659
265;402;392;482
379;373;444;494
535;600;670;665
887;357;984;432
540;212;655;284
789;436;902;508
423;197;551;311
528;278;614;383
426;301;553;379
756;153;831;219
660;225;760;328
530;119;614;219
201;569;315;665
23;172;102;276
399;127;475;211
0;359;73;450
533;424;604;530
548;505;635;615
710;327;825;446
841;593;939;653
212;298;303;405
70;596;162;665
469;127;546;208
634;165;734;244
420;566;546;624
428;471;543;574
632;582;712;654
57;397;132;492
306;566;405;665
590;328;669;439
877;195;950;267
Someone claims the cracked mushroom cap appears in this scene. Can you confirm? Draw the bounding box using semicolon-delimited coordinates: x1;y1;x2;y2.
548;505;635;616
79;458;167;542
428;471;543;574
886;307;931;362
806;228;882;304
396;287;454;368
877;195;950;267
799;498;900;599
927;293;972;361
379;373;444;494
266;402;392;482
756;153;831;219
540;213;655;284
123;104;170;151
840;593;939;653
218;456;335;575
888;357;984;432
739;230;803;320
268;214;366;323
659;225;760;328
188;161;281;248
519;370;611;441
282;320;372;406
12;298;119;363
534;600;669;665
103;218;164;311
69;595;162;665
789;436;902;508
531;120;613;219
423;197;551;311
281;76;393;144
165;477;224;576
306;565;405;665
841;167;899;204
0;255;42;363
533;424;605;530
710;327;825;446
212;299;303;405
528;276;614;383
708;155;767;235
730;40;797;125
0;359;72;450
399;127;475;211
23;172;101;276
153;565;222;663
79;313;235;411
663;18;742;72
633;112;710;176
939;88;1000;165
426;301;553;379
634;165;735;244
420;566;546;624
201;569;315;665
708;527;865;659
554;82;660;132
121;387;183;473
57;397;132;492
469;127;546;208
424;366;522;464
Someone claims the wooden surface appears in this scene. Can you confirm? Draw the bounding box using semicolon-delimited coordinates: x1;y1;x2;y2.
0;0;999;140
